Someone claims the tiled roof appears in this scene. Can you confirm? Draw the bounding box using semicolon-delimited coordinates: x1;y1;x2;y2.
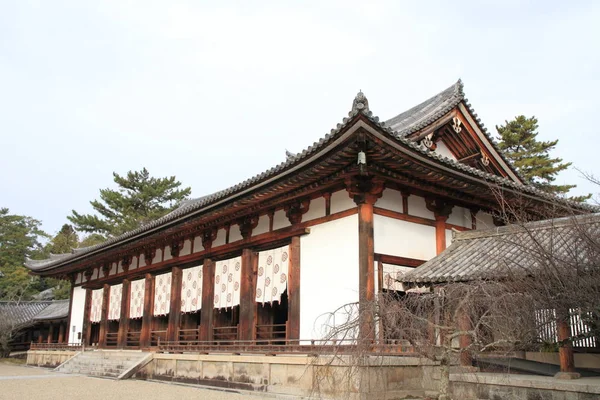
24;81;597;272
401;213;600;285
32;299;69;321
0;301;52;326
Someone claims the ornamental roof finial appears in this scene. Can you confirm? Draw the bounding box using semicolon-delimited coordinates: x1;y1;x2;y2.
352;90;369;113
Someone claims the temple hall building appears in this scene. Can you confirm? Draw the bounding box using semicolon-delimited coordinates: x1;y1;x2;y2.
25;81;590;351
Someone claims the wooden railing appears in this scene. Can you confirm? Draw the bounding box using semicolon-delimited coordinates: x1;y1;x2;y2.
255;323;287;344
127;331;141;347
151;330;168;346
105;332;119;347
157;338;415;355
30;342;84;352
213;325;239;342
179;328;199;342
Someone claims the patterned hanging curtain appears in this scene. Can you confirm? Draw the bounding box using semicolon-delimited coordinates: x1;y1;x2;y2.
382;264;413;292
129;279;146;319
90;289;104;323
108;284;123;321
181;265;203;313
256;245;289;304
213;256;242;309
153;272;172;316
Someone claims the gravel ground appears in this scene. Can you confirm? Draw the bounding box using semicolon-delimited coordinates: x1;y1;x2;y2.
0;363;266;400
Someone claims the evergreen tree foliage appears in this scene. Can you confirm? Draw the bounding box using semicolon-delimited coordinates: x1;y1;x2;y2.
496;116;590;202
0;208;48;299
68;168;191;237
45;224;78;254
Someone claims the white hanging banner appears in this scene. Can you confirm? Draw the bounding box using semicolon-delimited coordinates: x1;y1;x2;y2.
382;264;414;292
214;256;241;309
256;245;289;304
153;272;172;316
181;265;203;313
108;284;122;321
90;288;104;323
129;279;146;319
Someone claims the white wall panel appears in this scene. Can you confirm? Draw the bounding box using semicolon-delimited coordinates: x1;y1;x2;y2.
407;195;434;219
475;211;495;230
229;224;243;243
330;190;355;214
303;197;326;222
374;215;436;260
377;188;403;213
272;209;290;230
435;141;457;161
69;286;86;343
447;206;471;228
300;214;359;340
254;214;270;236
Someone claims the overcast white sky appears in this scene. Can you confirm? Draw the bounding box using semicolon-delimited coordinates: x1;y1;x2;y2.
1;0;599;236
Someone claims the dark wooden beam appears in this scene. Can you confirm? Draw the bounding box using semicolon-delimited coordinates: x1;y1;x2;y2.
287;236;301;340
83;288;92;345
374;254;425;268
167;267;183;342
199;259;215;341
117;279;130;348
238;249;257;341
98;284;110;347
140;273;154;348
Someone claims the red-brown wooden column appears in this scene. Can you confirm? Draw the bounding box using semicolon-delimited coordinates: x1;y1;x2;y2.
167;267;183;342
287;236;301;341
140;273;155;348
65;279;75;343
82;288;92;345
47;323;54;344
426;198;454;255
57;322;65;344
346;176;384;341
117;279;131;348
200;258;215;341
239;249;258;341
458;309;472;366
98;284;110;347
555;311;579;378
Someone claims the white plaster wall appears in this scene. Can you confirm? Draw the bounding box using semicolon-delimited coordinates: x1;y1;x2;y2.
446;229;454;248
272;209;290;230
475;211;495;230
137;255;145;268
75;273;82;284
130;256;138;271
373;215;436;260
164;246;173;261
117;260;123;274
91;268;98;280
377;188;403;213
152;248;162;264
193;235;204;253
300;214;359;340
435;141;457;161
229;224;243;243
180;240;192;257
69;286;86;344
447;206;471;228
330;190;355;214
303;197;326;222
254;214;270;236
407;195;434;219
213;229;226;247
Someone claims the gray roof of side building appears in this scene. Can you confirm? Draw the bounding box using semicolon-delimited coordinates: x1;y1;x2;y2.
400;213;600;285
24;81;598;272
32;299;70;321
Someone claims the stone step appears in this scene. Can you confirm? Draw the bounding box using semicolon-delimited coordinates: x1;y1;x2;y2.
54;350;150;380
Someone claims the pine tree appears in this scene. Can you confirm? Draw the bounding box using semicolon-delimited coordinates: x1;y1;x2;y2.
496;116;590;202
68;168;191;237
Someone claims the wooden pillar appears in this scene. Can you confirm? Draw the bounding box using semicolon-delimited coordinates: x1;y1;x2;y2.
58;322;65;344
65;280;75;343
287;236;301;341
167;267;183;342
239;249;258;341
557;315;576;373
426;198;453;255
47;323;54;344
200;258;215;341
117;279;131;348
98;284;110;347
140;274;155;348
82;288;92;345
458;309;472;366
38;334;43;343
346;176;384;342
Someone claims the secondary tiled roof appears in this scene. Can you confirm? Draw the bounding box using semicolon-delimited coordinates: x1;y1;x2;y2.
32;299;69;321
0;301;51;326
24;81;597;272
401;213;600;285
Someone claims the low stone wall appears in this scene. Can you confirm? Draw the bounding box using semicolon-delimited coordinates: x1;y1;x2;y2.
450;372;600;400
134;353;442;399
27;350;78;368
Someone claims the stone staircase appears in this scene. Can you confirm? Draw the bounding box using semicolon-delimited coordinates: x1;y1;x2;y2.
54;350;152;379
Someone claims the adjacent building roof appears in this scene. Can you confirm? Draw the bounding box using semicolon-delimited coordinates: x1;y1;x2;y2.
0;300;69;326
400;213;600;285
24;80;597;274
